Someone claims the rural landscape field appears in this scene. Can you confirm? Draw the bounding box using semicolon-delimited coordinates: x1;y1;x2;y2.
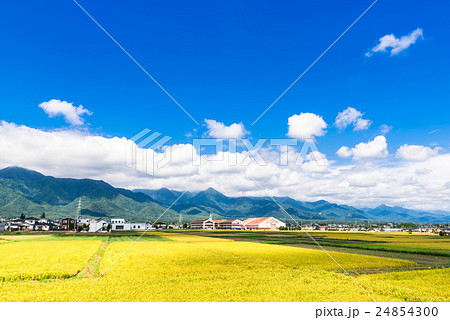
0;230;448;302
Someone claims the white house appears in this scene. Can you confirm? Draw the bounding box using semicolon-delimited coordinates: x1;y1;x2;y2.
242;217;286;230
89;219;108;233
78;218;91;225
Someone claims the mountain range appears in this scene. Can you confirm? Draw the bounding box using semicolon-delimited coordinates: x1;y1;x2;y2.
0;167;448;223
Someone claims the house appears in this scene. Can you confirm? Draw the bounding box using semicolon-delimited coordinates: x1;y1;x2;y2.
34;222;55;231
59;218;77;230
89;219;108;233
0;220;6;231
78;218;91;225
153;222;167;230
24;217;39;225
8;219;35;231
242;217;286;230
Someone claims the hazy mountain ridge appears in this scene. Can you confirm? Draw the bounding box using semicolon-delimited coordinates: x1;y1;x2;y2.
0;167;448;223
137;186;450;223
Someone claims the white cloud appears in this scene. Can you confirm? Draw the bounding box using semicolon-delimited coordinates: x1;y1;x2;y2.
1;121;450;211
336;146;352;159
396;144;441;161
334;107;372;131
337;136;388;160
347;172;378;187
301;151;329;173
39;99;92;125
379;124;392;135
287;113;327;140
366;28;423;57
354;118;372;131
204;119;248;139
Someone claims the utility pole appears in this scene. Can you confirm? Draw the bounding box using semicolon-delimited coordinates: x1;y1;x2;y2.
76;197;81;232
179;213;182;229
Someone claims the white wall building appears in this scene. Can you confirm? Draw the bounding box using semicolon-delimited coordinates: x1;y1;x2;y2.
89;219;108;232
110;219;152;231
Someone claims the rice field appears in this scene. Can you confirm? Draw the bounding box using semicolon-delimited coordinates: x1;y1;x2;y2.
314;232;450;250
0;231;448;301
0;240;101;281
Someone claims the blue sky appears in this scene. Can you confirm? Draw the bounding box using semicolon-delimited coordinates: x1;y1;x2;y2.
1;0;449;152
0;0;449;209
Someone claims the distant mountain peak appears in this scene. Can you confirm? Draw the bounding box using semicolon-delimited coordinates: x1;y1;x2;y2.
0;166;45;180
204;187;223;195
376;204;392;209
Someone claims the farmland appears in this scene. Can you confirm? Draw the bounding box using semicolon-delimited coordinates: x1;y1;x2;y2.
0;231;448;301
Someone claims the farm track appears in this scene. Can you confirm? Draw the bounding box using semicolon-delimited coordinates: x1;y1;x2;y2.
75;241;110;279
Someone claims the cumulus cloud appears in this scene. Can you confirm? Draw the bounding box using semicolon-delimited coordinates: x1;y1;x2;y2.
336;146;352;159
39;99;92;125
396;144;441;161
334;107;372;131
366;28;423;57
337;136;388;160
287;113;327;141
204;119;248;139
1;121;449;211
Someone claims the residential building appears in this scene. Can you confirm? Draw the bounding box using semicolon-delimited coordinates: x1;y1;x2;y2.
89;219;108;233
59;218;77;230
153;222;167;230
24;217;39;225
9;219;34;231
34;222;54;231
78;218;91;225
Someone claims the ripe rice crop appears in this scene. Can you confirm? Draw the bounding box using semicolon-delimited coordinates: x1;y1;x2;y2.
0;240;101;281
0;233;447;302
310;232;450;250
157;232;232;242
0;234;51;241
359;269;450;302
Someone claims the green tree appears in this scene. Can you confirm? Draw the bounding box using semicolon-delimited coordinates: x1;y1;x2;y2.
41;212;46;219
20;213;25;219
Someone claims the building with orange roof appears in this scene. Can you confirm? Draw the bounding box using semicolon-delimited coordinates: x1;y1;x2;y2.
242;217;286;230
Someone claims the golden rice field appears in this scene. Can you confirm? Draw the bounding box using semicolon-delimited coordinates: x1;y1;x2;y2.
0;240;101;281
0;232;448;302
157;232;232;242
0;234;51;241
310;231;450;250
